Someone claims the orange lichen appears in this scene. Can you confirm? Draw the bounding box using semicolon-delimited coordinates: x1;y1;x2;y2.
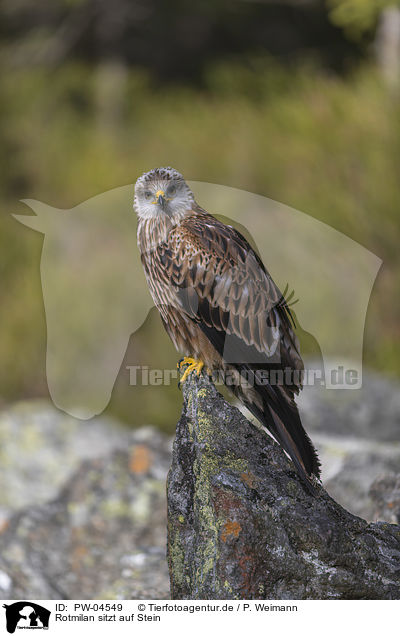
221;520;242;542
71;542;89;572
241;471;257;489
129;444;152;474
0;519;9;534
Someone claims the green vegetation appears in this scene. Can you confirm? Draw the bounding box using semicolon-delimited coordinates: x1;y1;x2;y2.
328;0;399;37
1;60;399;428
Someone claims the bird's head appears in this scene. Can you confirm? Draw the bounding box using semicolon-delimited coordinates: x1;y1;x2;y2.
134;167;195;222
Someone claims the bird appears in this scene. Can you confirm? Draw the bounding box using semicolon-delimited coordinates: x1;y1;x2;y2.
134;167;320;492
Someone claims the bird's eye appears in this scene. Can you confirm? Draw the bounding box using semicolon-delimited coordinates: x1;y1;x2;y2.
167;184;176;196
144;191;153;200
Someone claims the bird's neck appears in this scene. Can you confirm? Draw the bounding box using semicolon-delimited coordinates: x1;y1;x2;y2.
137;206;195;253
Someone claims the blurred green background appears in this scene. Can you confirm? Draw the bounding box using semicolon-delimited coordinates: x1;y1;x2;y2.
1;0;399;430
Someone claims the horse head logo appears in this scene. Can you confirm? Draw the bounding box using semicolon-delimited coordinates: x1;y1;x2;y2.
14;183;381;418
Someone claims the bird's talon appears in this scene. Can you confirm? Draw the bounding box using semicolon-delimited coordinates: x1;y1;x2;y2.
177;357;192;370
178;357;204;384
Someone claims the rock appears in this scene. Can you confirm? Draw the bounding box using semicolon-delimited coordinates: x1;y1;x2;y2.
167;373;400;600
0;400;132;526
370;473;400;524
298;366;400;442
297;368;400;521
1;367;399;599
312;435;400;521
0;427;171;599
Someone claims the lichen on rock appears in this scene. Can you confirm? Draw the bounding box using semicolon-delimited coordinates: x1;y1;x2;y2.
167;372;400;600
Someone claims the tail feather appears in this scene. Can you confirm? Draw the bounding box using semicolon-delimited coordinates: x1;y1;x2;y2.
241;379;321;493
266;403;320;484
268;399;321;478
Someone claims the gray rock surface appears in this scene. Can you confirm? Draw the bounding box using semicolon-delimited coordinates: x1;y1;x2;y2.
167;373;400;600
0;400;132;526
370;473;400;524
299;368;400;442
298;368;400;520
0;426;171;599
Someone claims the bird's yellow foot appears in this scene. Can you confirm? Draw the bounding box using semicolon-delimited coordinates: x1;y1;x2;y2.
177;357;204;386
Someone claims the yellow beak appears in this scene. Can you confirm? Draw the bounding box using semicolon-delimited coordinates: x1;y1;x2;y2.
152;189;166;206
